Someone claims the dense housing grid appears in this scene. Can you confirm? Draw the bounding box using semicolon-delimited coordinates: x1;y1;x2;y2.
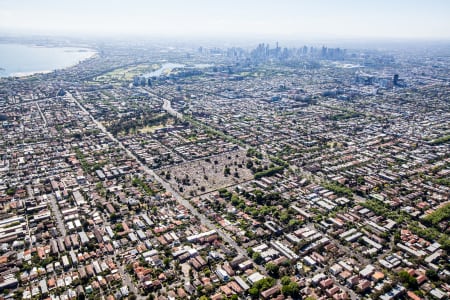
0;40;449;300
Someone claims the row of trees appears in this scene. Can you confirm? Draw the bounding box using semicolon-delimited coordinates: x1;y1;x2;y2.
247;276;300;299
254;166;285;179
423;203;450;226
430;135;450;145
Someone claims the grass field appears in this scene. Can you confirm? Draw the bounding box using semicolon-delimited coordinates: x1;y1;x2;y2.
94;63;161;83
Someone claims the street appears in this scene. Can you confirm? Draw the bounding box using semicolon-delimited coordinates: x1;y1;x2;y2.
67;91;266;296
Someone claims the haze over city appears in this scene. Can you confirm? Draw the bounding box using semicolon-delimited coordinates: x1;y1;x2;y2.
1;1;450;300
1;0;450;40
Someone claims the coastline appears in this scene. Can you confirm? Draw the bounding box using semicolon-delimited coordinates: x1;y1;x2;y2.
0;43;97;78
10;70;52;77
10;51;97;78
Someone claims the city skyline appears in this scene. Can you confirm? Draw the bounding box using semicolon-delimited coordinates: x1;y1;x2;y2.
1;3;450;299
1;0;450;40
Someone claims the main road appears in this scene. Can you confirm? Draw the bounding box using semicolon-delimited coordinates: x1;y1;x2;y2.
66;92;264;273
36;102;48;127
162;98;183;119
47;194;67;237
137;87;183;120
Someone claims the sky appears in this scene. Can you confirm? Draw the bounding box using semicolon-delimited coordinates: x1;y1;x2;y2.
0;0;449;40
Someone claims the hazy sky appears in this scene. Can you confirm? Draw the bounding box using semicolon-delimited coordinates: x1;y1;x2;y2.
1;0;449;40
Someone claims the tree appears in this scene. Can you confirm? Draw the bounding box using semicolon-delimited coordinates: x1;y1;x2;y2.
423;203;450;226
248;277;276;299
398;270;418;289
163;257;171;268
252;252;263;264
224;166;231;176
288;219;300;228
281;276;300;297
357;176;365;185
281;276;291;286
248;287;259;298
231;194;240;205
125;263;134;273
114;223;124;232
280;212;290;224
246;160;254;169
265;263;280;278
6;187;16;196
426;269;438;281
282;281;300;297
